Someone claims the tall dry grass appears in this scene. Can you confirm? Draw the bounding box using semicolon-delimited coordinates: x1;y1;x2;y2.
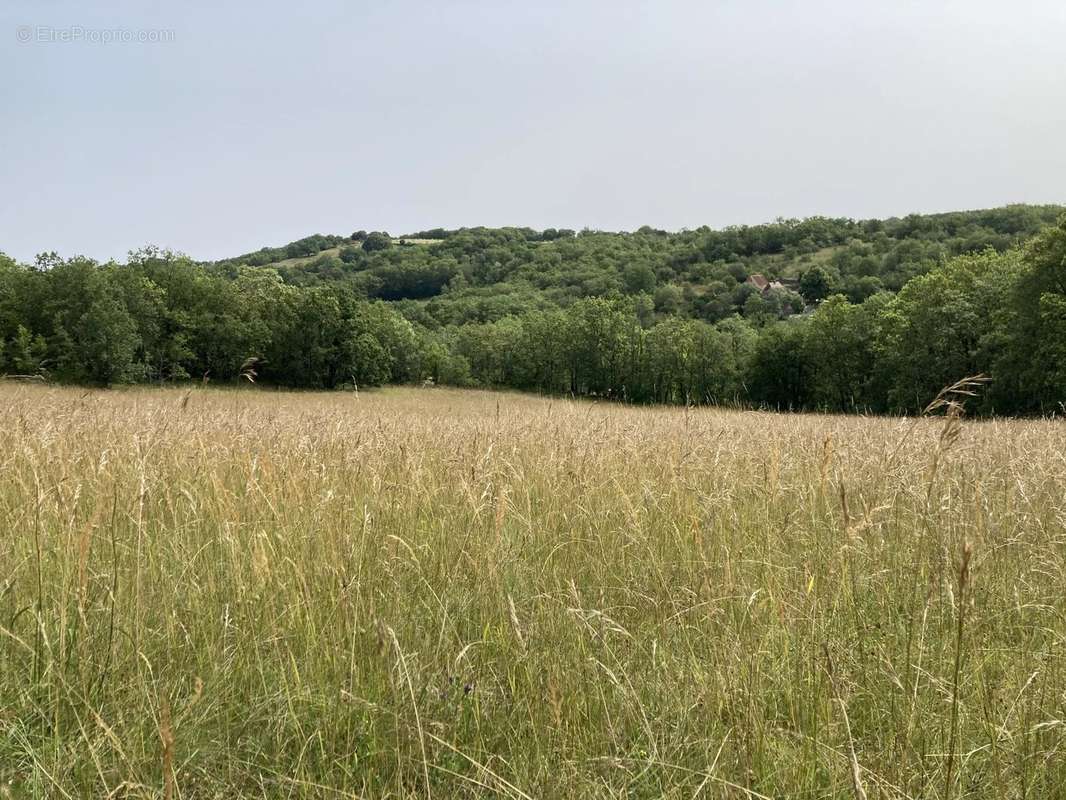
0;384;1064;798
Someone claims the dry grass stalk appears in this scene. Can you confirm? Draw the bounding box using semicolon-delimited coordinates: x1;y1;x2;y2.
944;540;974;799
822;643;869;800
159;697;175;800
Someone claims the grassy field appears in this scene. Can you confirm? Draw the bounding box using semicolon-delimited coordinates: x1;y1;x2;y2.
1;384;1064;798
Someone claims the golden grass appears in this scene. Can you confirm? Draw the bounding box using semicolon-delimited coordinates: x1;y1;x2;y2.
1;384;1064;798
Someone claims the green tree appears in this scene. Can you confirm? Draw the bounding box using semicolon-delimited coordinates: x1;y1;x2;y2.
73;294;141;385
995;215;1066;411
802;295;883;411
344;332;391;387
653;284;683;315
362;232;392;253
511;310;569;393
7;325;48;375
879;249;1019;412
641;318;732;404
622;262;656;295
747;322;810;409
799;266;833;303
0;253;25;343
564;297;639;397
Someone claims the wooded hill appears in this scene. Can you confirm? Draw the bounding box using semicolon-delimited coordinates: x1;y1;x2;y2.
2;204;1064;414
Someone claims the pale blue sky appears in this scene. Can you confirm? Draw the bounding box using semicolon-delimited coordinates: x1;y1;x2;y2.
2;0;1065;263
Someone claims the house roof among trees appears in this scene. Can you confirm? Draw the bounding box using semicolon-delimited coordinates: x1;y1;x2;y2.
746;274;770;291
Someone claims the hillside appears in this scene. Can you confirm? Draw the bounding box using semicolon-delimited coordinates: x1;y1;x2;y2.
211;205;1064;327
2;204;1064;415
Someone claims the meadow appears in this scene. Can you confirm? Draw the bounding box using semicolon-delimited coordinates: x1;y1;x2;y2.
1;384;1064;799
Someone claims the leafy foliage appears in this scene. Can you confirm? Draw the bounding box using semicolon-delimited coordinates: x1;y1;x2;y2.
1;205;1064;413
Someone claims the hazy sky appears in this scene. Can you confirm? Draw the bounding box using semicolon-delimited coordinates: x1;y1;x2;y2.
2;1;1065;263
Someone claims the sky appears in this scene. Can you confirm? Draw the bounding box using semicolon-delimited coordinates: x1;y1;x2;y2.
2;0;1065;263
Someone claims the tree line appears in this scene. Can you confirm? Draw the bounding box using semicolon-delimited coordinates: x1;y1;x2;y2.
437;219;1066;414
1;208;1064;415
0;250;422;389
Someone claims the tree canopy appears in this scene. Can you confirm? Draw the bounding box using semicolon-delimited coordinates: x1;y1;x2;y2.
1;205;1064;415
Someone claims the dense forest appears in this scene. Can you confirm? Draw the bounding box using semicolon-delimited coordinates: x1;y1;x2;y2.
1;204;1064;415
